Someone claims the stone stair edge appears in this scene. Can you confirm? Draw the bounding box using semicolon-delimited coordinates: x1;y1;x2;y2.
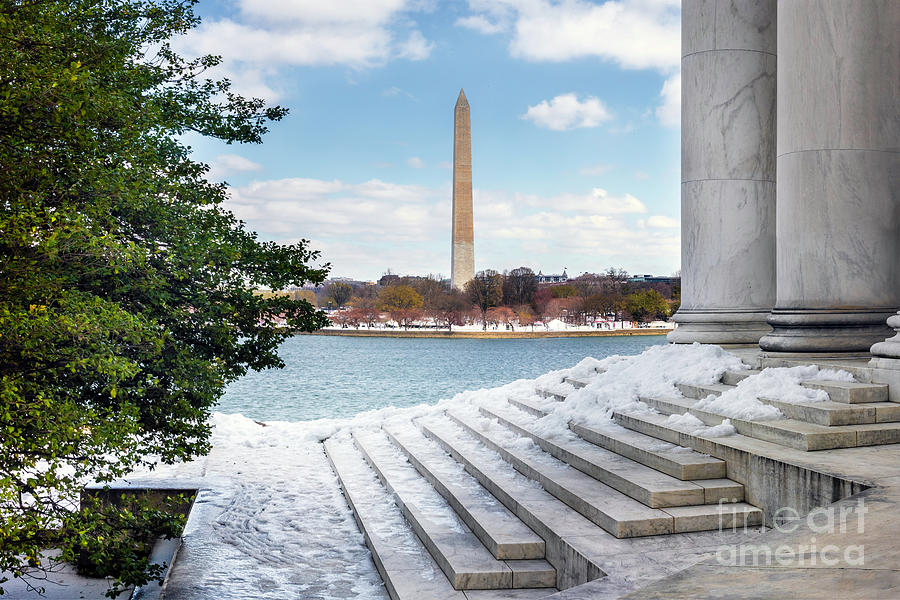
381;421;547;561
477;403;710;508
323;437;468;600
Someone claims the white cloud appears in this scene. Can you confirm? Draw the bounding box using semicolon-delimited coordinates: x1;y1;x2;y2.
463;0;680;70
456;15;506;34
579;163;614;176
633;170;650;180
406;157;425;168
174;0;433;100
396;30;434;60
656;72;680;127
207;154;264;180
383;86;417;100
521;188;647;214
522;94;612;131
223;176;677;278
647;215;679;228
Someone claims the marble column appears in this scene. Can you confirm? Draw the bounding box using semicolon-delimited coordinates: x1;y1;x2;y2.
669;0;777;345
758;0;900;354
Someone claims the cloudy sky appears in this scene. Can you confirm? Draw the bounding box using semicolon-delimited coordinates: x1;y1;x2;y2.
180;0;682;281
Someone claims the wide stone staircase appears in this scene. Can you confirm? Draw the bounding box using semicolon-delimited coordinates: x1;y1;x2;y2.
324;359;900;599
322;365;804;599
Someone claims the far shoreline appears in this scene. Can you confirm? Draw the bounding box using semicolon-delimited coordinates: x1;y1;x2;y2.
295;327;673;340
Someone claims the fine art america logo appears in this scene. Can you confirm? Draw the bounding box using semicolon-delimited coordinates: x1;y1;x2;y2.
715;498;867;567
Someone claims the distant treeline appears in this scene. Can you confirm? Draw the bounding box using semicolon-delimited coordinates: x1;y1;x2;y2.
271;267;680;330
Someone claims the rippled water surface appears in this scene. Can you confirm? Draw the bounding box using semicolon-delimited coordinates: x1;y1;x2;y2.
220;334;667;421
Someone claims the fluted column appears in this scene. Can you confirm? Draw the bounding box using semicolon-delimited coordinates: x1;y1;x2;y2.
759;1;900;353
669;0;777;345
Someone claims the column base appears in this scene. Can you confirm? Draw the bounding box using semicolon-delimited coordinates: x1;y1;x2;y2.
759;309;895;353
668;309;772;345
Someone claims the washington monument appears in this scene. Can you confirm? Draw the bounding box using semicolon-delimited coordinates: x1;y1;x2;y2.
451;89;475;289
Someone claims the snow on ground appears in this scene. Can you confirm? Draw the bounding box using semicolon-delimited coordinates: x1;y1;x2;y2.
142;343;857;598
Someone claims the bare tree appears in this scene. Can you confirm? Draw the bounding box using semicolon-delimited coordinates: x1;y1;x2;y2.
465;270;503;330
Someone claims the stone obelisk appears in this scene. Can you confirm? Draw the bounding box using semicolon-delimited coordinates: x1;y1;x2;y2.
451;89;475;289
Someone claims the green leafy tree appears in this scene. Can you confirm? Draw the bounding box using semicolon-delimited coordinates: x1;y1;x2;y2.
377;285;425;311
465;270;503;330
625;290;670;323
550;284;578;298
0;1;328;594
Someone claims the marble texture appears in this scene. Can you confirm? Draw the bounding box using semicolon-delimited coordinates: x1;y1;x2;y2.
451;89;475;290
759;0;900;353
670;0;777;345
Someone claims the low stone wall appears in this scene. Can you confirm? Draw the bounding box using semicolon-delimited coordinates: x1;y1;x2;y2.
297;328;673;340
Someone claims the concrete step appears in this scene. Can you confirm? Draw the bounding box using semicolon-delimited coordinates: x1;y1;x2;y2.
680;381;900;426
721;370;760;386
382;421;547;560
323;435;467;600
479;404;709;508
535;386;569;402
756;396;900;426
562;376;589;389
353;429;555;590
677;382;733;400
416;415;606;590
703;374;890;406
802;380;889;404
637;395;900;451
447;408;761;537
507;395;727;481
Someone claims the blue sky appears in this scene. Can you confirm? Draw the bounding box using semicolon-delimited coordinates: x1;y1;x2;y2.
179;0;683;281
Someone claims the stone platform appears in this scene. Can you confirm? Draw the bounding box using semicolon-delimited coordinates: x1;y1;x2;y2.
326;352;900;599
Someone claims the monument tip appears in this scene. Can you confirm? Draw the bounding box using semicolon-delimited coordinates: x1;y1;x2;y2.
456;88;468;107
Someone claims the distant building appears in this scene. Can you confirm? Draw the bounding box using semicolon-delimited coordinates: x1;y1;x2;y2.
535;270;568;284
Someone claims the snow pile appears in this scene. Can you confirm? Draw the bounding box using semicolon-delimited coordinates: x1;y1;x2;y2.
527;343;748;435
694;365;856;421
544;318;568;331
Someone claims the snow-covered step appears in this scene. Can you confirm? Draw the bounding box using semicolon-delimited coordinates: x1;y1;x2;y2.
353;429;554;590
416;415;606;590
694;377;890;406
479;404;708;508
721;370;760;385
507;395;557;419
562;376;589;389
323;435;467;600
445;408;673;537
634;396;900;451
534;387;569;402
678;382;900;426
677;382;734;400
447;408;760;537
382;422;547;561
506;395;726;481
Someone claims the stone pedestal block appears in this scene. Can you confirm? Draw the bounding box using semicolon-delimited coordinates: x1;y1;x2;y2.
669;0;777;345
759;0;900;353
871;313;900;362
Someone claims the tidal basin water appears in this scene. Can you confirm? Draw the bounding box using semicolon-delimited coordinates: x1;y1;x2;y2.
220;333;667;421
